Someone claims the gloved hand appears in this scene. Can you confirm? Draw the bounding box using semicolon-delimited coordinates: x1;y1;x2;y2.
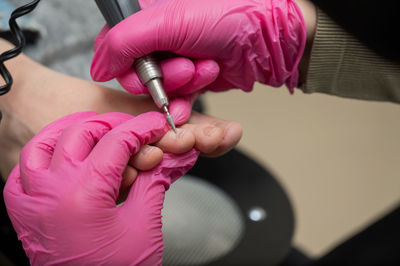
91;0;306;94
4;111;199;266
92;0;220;96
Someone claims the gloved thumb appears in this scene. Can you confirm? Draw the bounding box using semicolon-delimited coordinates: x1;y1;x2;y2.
169;93;199;126
86;112;169;204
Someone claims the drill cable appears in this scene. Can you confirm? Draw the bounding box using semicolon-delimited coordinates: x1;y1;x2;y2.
0;0;41;96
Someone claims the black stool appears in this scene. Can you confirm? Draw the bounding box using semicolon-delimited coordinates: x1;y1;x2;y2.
162;148;296;265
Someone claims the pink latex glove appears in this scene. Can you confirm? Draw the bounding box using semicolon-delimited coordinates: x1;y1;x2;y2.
91;0;306;94
92;0;220;96
3;111;199;266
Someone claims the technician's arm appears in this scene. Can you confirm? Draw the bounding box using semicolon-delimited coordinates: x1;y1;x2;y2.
299;2;400;103
310;0;400;63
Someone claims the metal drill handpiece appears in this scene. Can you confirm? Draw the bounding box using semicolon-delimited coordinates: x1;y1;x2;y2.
137;58;168;108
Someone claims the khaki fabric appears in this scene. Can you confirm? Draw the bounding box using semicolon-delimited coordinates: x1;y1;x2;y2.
302;8;400;103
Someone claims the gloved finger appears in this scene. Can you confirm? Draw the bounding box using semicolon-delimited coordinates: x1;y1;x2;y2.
3;165;27;226
168;93;198;126
18;112;97;195
92;0;160;53
3;164;24;198
91;7;175;81
204;75;238;92
94;25;110;52
19;112;97;173
129;145;163;171
116;57;195;95
87;112;169;201
50;112;133;169
171;59;219;96
138;0;157;9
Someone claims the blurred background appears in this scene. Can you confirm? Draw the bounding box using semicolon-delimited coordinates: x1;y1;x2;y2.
203;84;400;257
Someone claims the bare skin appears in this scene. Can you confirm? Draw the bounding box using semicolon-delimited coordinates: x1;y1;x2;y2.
0;39;243;201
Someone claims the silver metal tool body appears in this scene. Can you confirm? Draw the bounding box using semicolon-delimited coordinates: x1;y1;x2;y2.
95;0;176;132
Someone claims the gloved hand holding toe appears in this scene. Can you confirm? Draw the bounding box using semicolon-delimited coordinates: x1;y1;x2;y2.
4;111;199;266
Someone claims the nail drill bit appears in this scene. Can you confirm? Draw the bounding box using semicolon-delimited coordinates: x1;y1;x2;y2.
164;106;177;133
95;0;177;133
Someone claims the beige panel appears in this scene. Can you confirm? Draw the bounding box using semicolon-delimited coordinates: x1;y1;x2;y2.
203;84;400;257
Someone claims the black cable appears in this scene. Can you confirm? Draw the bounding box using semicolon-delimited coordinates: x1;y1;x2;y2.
0;0;41;96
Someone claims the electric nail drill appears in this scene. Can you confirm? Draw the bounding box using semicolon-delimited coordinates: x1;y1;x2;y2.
95;0;177;133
